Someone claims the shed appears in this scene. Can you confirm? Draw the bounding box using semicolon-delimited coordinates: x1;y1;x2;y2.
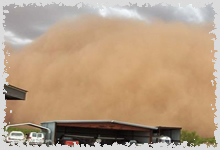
41;120;181;145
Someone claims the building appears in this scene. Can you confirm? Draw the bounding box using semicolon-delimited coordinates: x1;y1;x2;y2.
41;120;181;145
4;84;27;100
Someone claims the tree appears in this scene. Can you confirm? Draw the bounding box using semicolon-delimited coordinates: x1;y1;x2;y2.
181;130;203;146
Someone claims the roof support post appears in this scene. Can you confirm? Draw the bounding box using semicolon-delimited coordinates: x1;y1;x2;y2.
149;130;152;144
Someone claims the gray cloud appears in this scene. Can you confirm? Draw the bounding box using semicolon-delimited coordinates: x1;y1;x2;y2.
3;3;215;47
4;4;90;39
125;3;215;23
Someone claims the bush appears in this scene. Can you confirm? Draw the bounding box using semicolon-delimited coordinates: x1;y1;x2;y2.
181;130;200;146
181;130;217;147
204;137;216;144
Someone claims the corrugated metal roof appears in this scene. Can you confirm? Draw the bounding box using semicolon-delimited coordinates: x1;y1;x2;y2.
4;84;28;100
41;120;158;130
6;122;51;133
157;126;182;129
5;84;28;92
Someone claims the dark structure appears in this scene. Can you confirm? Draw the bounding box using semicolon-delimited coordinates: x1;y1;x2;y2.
156;126;182;144
4;84;27;100
41;120;181;145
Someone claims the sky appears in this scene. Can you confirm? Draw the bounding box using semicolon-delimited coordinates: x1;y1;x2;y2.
3;3;215;48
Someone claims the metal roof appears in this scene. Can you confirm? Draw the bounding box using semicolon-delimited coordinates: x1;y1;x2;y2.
4;84;27;100
41;120;158;130
6;122;51;133
157;126;182;129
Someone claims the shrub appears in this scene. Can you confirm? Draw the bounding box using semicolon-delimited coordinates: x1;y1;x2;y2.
181;130;217;147
205;137;216;144
181;130;200;146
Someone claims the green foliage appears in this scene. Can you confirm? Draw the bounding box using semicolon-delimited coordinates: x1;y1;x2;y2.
181;130;217;147
4;127;40;135
204;137;216;144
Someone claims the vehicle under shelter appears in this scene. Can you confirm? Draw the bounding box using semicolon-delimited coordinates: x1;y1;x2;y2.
41;120;181;146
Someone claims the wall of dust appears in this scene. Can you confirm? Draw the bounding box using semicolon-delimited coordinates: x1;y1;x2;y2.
4;15;216;137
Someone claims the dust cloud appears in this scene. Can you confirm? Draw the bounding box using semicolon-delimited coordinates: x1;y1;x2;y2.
5;15;216;137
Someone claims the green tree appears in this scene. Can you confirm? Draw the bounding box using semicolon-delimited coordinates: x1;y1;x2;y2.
181;130;201;146
181;130;217;147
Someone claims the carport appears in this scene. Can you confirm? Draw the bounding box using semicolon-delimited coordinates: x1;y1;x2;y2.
156;126;182;145
41;120;158;145
5;123;52;144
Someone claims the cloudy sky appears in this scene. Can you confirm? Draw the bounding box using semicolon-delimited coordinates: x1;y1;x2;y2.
3;3;215;48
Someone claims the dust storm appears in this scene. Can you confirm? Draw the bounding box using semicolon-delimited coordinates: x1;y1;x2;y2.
4;16;216;137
